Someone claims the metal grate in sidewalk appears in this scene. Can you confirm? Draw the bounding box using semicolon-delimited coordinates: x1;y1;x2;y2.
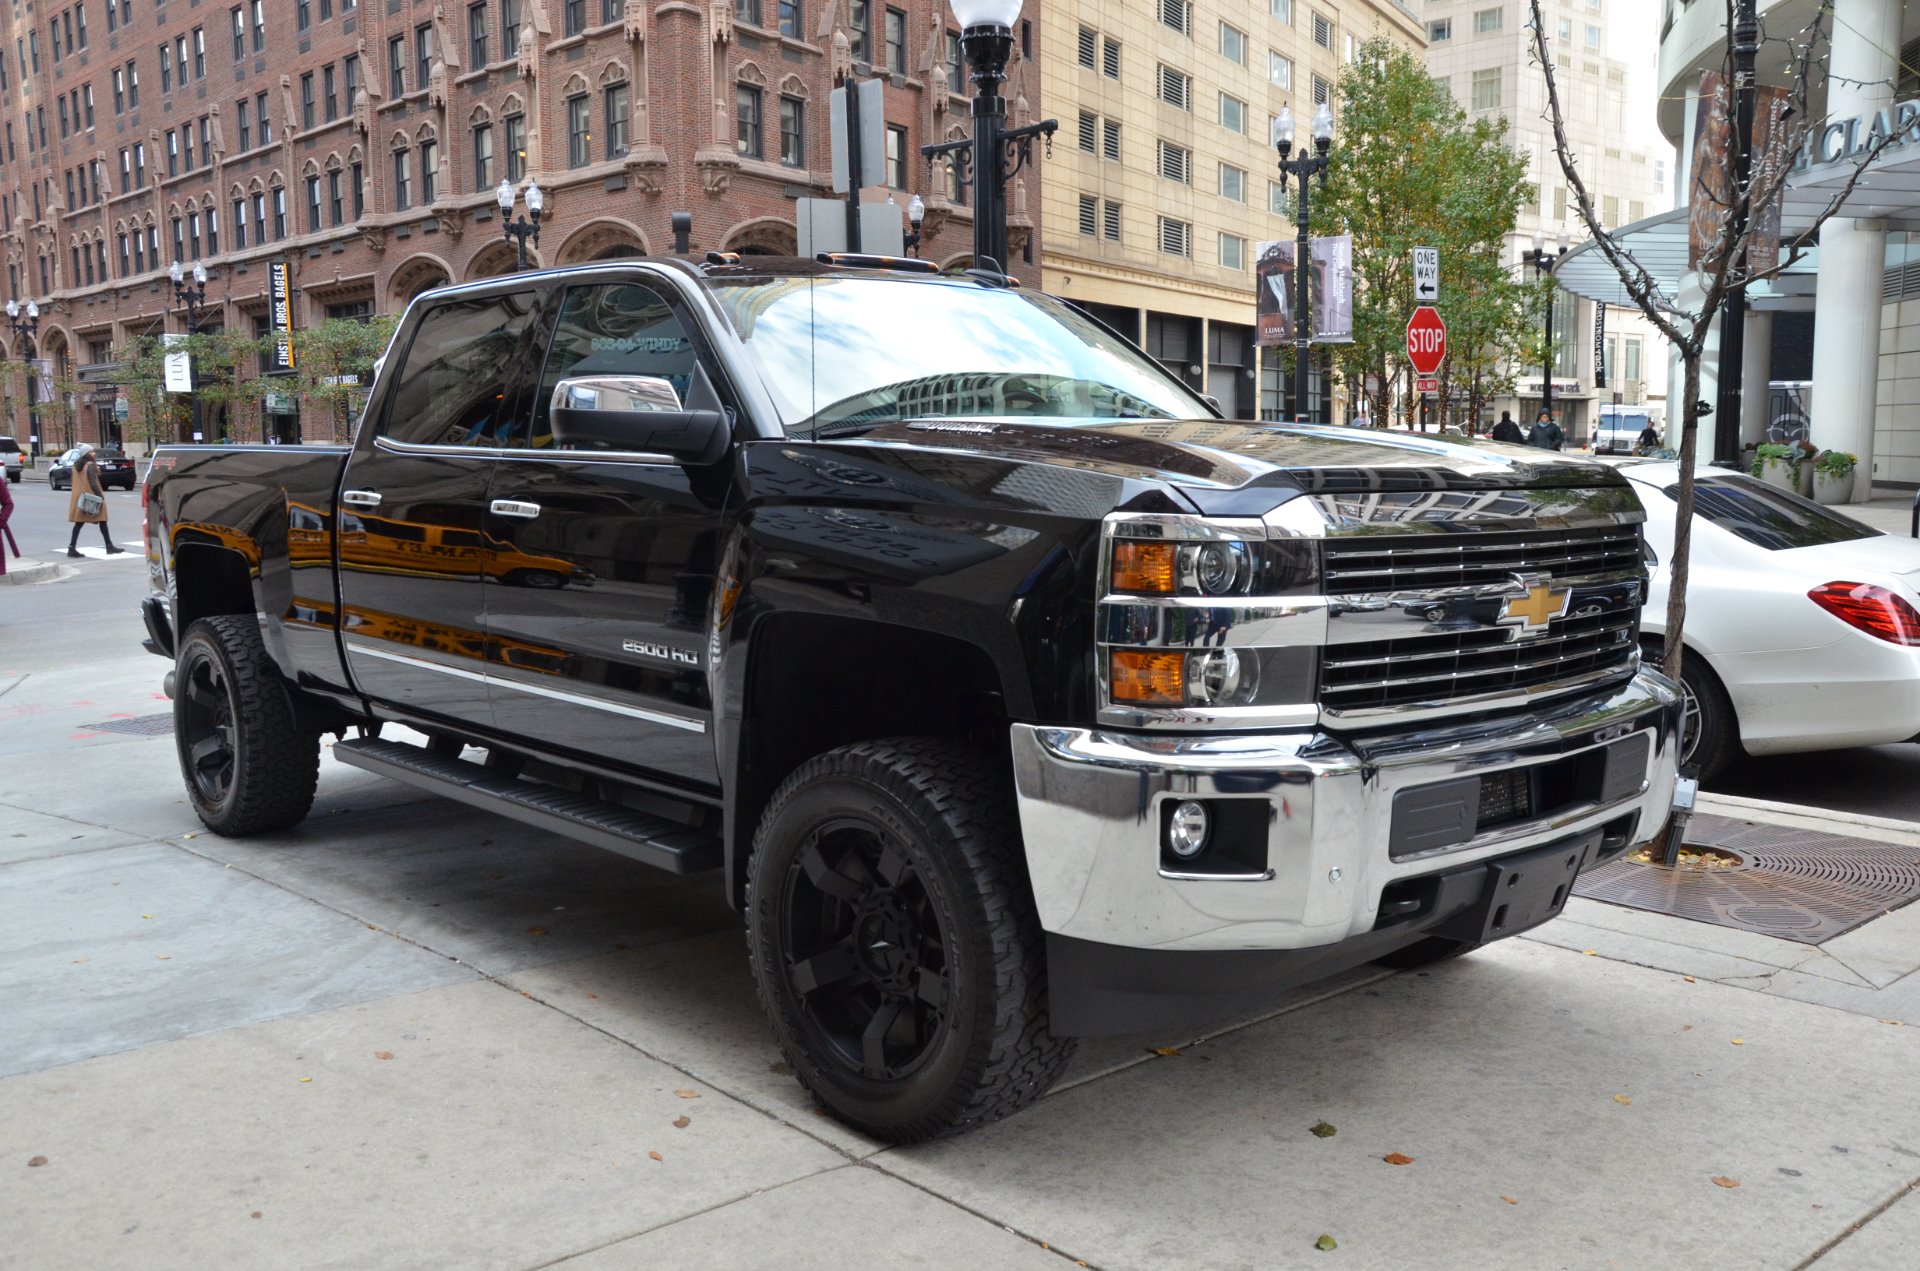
78;712;176;738
1573;813;1920;944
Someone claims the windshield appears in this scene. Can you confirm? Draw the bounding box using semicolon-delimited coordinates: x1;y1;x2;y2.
1666;474;1877;551
1599;413;1649;433
710;275;1212;437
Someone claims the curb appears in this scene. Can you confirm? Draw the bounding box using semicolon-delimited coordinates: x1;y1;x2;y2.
0;559;62;585
1698;790;1920;846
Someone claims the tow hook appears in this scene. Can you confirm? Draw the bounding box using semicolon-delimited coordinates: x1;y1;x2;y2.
1653;775;1699;865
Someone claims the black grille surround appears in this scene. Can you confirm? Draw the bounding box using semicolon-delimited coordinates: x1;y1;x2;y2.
1318;523;1645;717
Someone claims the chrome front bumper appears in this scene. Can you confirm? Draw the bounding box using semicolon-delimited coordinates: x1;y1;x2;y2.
1010;671;1684;953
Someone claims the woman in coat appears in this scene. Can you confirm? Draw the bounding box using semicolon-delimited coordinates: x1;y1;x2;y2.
65;446;124;557
0;471;13;576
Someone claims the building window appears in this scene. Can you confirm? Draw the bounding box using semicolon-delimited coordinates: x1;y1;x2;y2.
274;187;288;239
252;0;266;51
1268;50;1291;88
1219;162;1245;202
237;99;251;150
473;122;494;188
1159;0;1189;36
1076;26;1095;68
1077;193;1097;236
470;3;489;66
737;0;762;23
885;8;906;74
946;30;963;91
84;85;95;130
128;62;140;108
1585;23;1601;47
257;92;272;143
567;93;590;167
1312;74;1330;105
416;24;433;91
133;141;146;186
850;1;870;62
388;35;406;98
504;113;525;181
1311;11;1332;47
307;175;323;230
207;206;220;256
167;130;179;177
301;73;316;130
1077;111;1095;152
778;94;803;166
328;169;344;224
421;138;438;202
1471;66;1501;111
1219;22;1246;65
393;147;411;210
1558;16;1573;39
1102;36;1120;79
1219;233;1245;270
172;216;185;262
232;6;246;59
1156;139;1190;183
1101;118;1121;161
1102;200;1121;242
1473;7;1501;33
298;0;312;30
1429;19;1451;40
564;0;585;37
502;0;521;52
1158;217;1191;257
352;161;365;216
193;27;207;78
779;0;801;40
324;65;338;121
885;123;907;188
1219;93;1247;135
345;54;360;107
1157;64;1190;109
605;83;629;158
252;192;266;243
160;43;172;92
232;199;248;249
735;84;763;159
114;68;126;114
119;234;131;276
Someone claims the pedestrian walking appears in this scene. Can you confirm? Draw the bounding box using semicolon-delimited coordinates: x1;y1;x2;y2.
0;471;14;576
64;445;125;557
1491;410;1524;444
1527;410;1564;450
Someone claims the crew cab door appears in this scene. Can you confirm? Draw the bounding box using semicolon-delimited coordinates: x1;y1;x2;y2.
336;286;541;729
481;276;728;789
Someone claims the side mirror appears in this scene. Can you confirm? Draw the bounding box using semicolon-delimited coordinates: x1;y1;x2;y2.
549;374;730;465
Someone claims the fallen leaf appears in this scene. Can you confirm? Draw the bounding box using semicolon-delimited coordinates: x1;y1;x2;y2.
1613;1094;1633;1105
373;1051;394;1061
1383;1152;1415;1165
1712;1175;1740;1188
1583;949;1597;956
156;954;171;961
672;1116;690;1129
298;1077;313;1083
1315;1234;1338;1252
1730;1038;1745;1046
648;1151;663;1162
183;833;196;840
526;926;547;937
1880;1019;1903;1026
1309;1121;1337;1138
1150;1046;1181;1056
1501;1195;1518;1205
1682;1025;1693;1032
674;1089;701;1100
250;1211;261;1219
141;914;153;920
1684;976;1696;983
586;993;600;1000
28;1156;48;1167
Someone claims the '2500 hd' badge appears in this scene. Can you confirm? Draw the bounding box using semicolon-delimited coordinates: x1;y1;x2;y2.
1497;573;1571;637
622;639;700;667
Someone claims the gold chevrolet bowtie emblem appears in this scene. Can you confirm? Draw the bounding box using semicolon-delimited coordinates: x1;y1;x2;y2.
1498;578;1571;636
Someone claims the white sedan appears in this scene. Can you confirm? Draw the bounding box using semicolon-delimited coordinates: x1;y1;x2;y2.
1625;462;1920;779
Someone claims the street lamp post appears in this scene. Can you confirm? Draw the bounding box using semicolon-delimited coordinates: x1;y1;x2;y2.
170;260;213;443
1272;103;1334;422
903;194;926;257
1521;232;1568;433
497;178;544;271
6;298;41;457
938;0;1056;275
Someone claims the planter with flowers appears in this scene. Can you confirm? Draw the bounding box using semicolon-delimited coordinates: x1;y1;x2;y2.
1812;450;1857;505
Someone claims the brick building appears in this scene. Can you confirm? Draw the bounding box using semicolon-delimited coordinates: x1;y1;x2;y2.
0;0;1043;448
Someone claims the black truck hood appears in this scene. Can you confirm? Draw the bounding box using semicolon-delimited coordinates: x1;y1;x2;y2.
840;419;1622;514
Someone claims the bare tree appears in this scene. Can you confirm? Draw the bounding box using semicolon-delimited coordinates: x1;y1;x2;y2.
1526;0;1898;691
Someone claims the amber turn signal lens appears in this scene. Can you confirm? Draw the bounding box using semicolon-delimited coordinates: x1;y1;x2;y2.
1110;650;1185;704
1111;541;1176;594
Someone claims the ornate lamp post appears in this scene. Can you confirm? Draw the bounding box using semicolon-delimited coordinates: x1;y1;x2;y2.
1271;102;1334;422
937;0;1055;275
904;194;926;257
497;178;544;271
1521;232;1568;430
170;260;213;443
6;298;41;457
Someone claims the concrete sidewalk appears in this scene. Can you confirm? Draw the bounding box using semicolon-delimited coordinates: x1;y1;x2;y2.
5;655;1920;1270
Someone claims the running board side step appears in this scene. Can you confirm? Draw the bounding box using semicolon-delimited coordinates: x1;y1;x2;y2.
333;737;721;874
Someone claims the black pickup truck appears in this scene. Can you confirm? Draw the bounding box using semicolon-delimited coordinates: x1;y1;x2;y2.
141;256;1687;1141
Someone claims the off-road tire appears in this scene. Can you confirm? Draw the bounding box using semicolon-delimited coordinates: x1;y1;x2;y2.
174;615;321;836
746;737;1075;1143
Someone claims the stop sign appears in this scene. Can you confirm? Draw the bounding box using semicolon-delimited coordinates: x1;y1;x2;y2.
1406;306;1447;376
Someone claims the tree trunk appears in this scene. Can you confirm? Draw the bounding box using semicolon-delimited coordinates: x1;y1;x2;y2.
1661;353;1701;689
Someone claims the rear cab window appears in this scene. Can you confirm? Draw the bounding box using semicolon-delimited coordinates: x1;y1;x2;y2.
1666;474;1878;551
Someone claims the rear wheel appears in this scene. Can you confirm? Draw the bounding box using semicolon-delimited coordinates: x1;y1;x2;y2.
174;615;321;835
746;738;1074;1142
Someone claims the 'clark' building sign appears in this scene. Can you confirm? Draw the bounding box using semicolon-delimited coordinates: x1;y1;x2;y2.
1802;99;1920;170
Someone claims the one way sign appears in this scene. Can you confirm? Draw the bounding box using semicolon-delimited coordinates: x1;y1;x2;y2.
1412;246;1439;302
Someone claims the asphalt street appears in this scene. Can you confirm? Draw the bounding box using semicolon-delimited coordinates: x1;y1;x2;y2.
5;484;1920;1268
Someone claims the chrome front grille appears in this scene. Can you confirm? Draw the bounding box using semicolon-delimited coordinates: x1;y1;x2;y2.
1322;524;1642;595
1320;604;1638;715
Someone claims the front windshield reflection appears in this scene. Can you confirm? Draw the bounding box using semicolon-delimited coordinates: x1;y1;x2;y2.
711;276;1211;436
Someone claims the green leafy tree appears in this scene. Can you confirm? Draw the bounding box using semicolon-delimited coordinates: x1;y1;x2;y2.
289;315;399;442
1316;37;1534;429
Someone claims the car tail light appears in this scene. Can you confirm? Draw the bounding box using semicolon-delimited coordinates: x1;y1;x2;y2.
1807;581;1920;645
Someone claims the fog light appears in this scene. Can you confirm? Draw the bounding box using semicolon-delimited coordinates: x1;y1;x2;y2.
1166;800;1210;859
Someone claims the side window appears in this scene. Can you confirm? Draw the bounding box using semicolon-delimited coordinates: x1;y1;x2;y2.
379;290;537;446
528;281;698;449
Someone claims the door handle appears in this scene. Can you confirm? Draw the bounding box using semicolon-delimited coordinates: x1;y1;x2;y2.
490;499;542;519
341;489;382;509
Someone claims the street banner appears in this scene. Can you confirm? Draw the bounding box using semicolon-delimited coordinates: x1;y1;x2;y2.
1687;72;1793;272
162;335;192;393
1593;302;1607;389
268;260;296;372
1254;240;1296;346
1312;234;1354;344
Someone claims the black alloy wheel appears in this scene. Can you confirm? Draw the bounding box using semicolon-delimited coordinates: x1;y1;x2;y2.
747;738;1074;1142
173;615;320;835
